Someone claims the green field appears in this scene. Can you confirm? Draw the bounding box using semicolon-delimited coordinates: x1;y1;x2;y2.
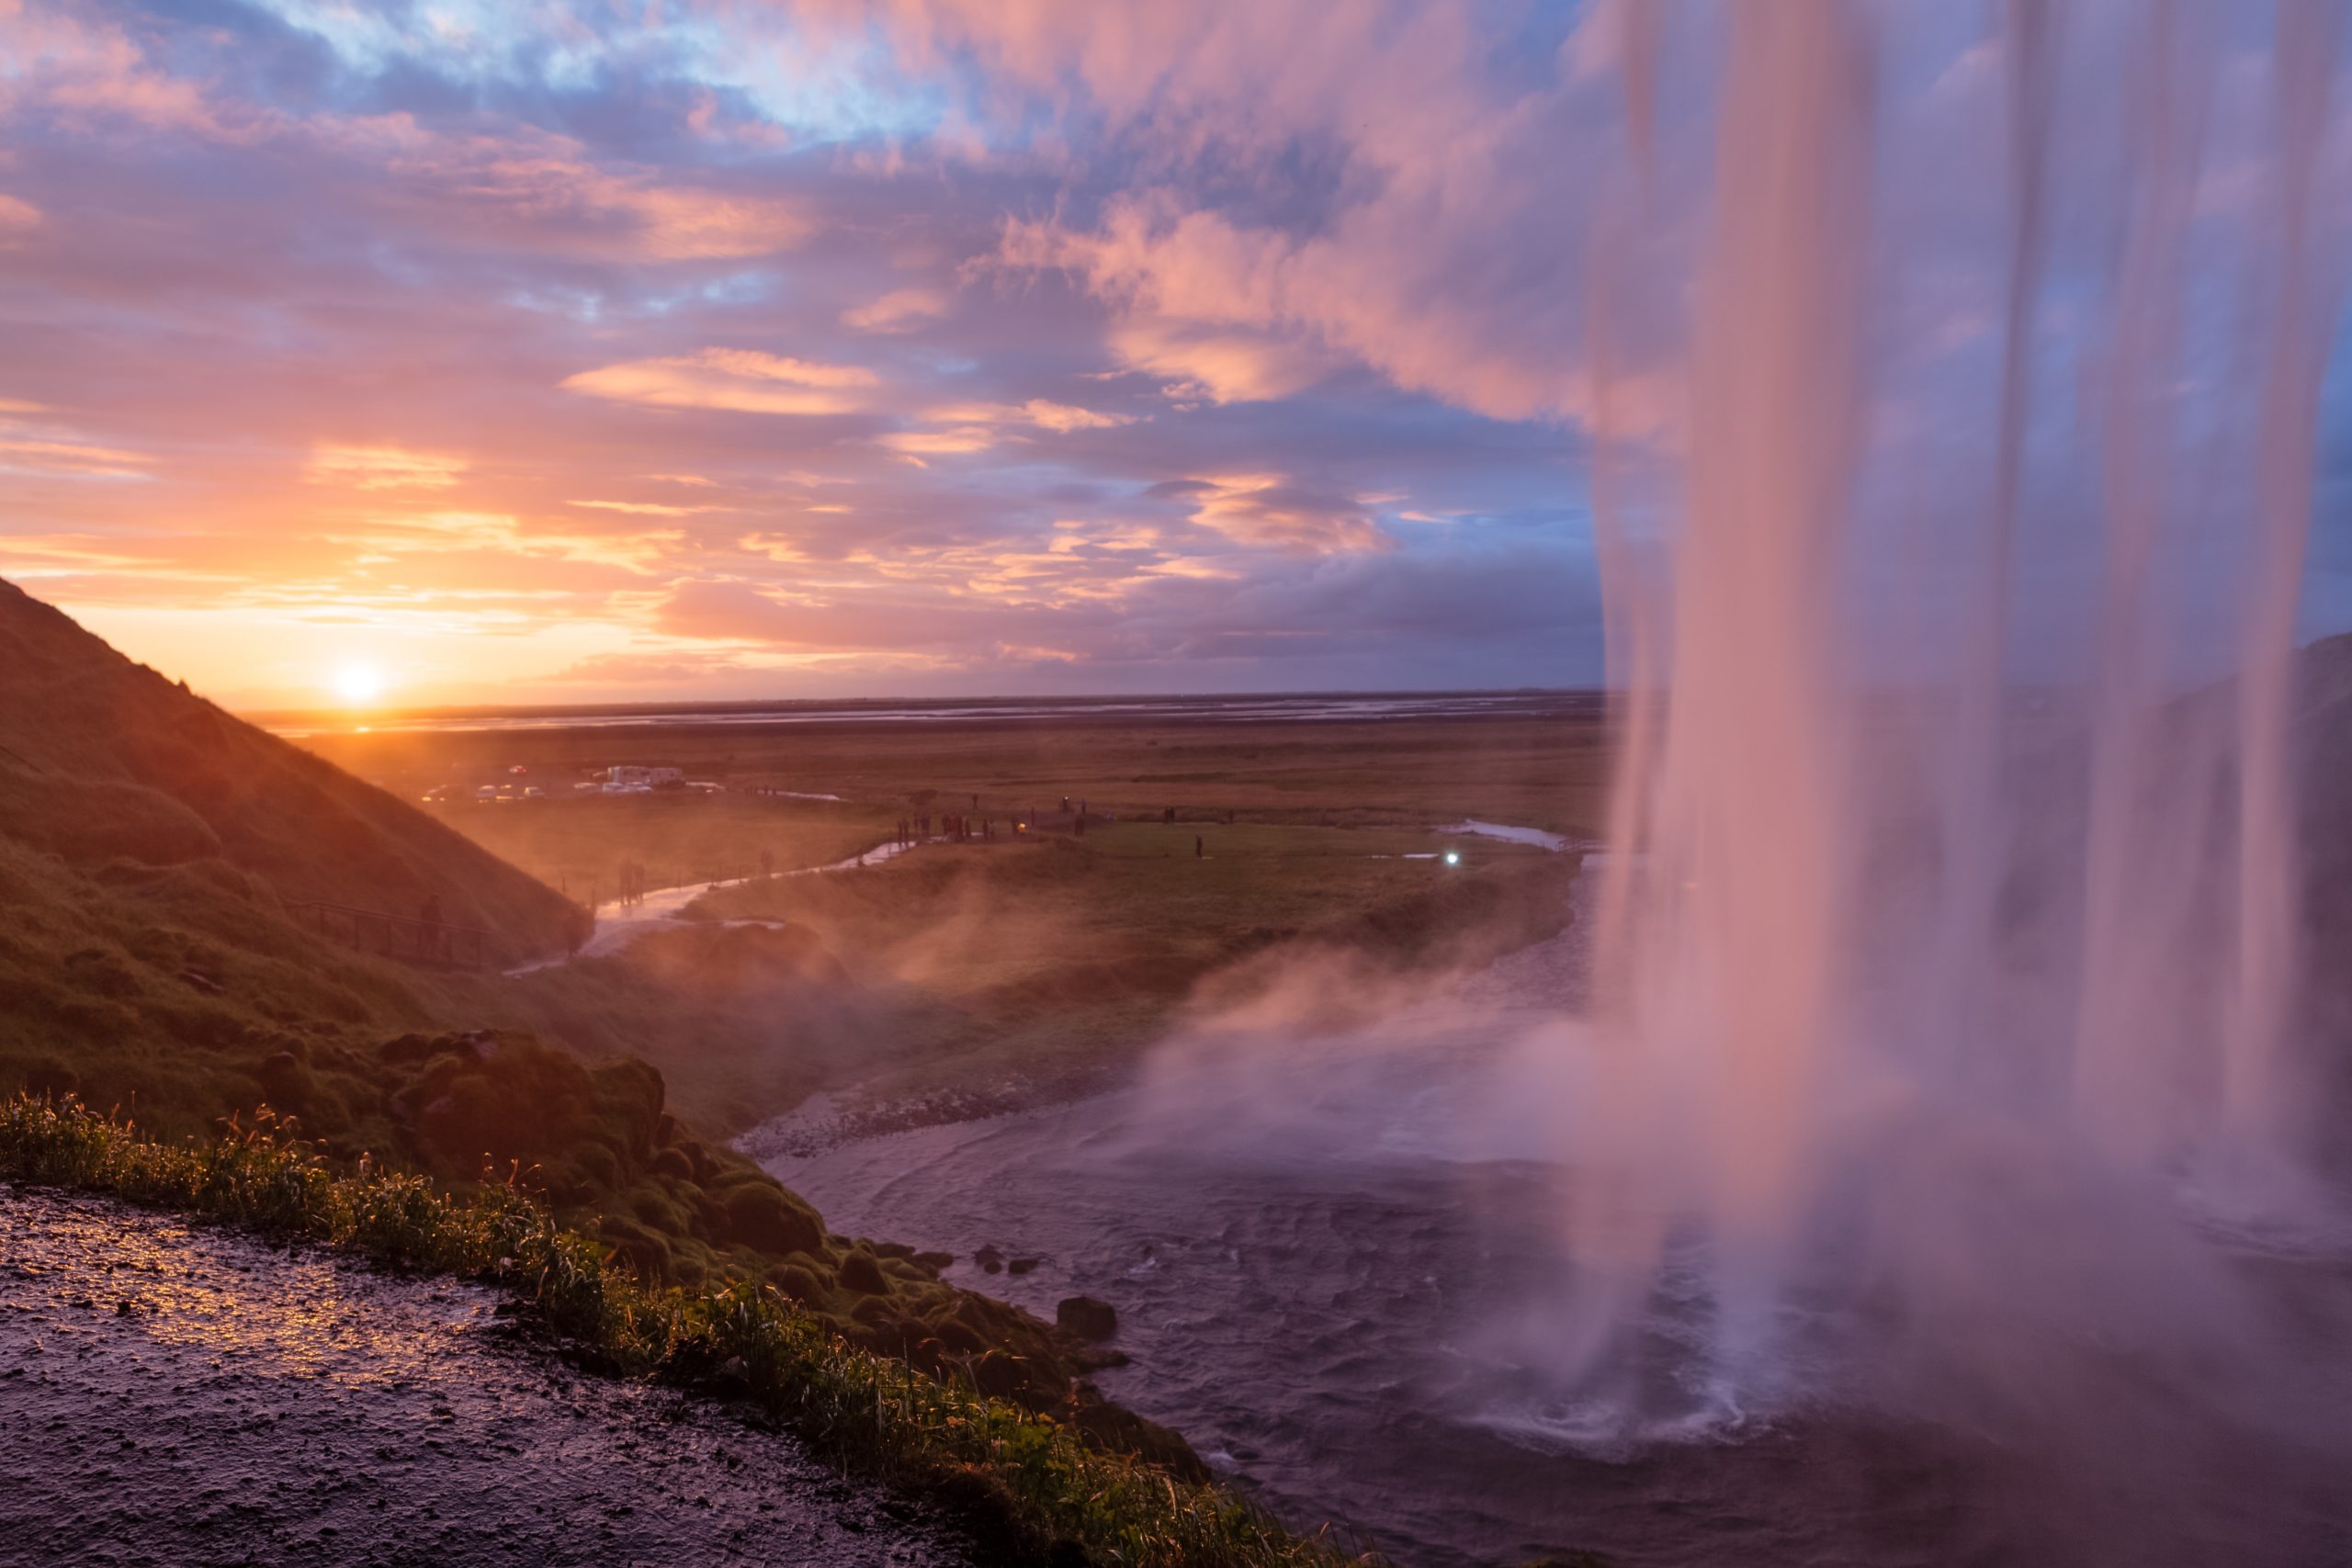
306;712;1605;1130
306;711;1607;841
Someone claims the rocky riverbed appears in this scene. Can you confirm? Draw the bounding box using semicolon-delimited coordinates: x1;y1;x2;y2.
0;1184;974;1568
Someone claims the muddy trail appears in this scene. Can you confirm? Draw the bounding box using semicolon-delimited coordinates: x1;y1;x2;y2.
0;1184;974;1568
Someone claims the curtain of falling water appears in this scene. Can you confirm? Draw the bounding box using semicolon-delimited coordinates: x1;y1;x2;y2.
2226;0;2350;1158
1579;0;2349;1400
1639;1;1870;1363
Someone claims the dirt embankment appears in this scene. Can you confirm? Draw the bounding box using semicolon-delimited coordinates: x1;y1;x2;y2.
0;1184;977;1568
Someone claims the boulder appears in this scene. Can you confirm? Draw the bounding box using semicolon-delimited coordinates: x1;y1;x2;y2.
969;1349;1032;1400
721;1183;823;1257
768;1262;825;1303
1056;1295;1117;1340
838;1247;889;1295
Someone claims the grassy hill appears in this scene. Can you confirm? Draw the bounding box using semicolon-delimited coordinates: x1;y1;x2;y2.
0;579;583;962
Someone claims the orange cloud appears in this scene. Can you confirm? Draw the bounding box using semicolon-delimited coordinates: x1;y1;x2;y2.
305;444;466;491
563;349;878;416
880;427;995;458
569;499;718;517
1017;399;1134;431
877;397;1136;461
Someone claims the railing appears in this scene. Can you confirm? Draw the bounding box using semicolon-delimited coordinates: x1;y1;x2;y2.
283;900;491;970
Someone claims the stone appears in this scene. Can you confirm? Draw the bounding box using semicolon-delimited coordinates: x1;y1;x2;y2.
1055;1296;1116;1341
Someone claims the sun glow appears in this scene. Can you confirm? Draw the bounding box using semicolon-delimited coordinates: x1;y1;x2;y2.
334;662;386;705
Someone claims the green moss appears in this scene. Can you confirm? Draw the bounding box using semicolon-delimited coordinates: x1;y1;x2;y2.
723;1181;824;1256
769;1261;827;1303
839;1246;890;1295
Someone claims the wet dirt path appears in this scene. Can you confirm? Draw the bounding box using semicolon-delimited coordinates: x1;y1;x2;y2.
0;1184;974;1568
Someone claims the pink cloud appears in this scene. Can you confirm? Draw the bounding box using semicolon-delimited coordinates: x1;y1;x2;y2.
843;286;950;331
4;13;808;265
337;118;811;262
816;1;1634;423
0;192;40;244
563;349;879;416
1175;474;1391;555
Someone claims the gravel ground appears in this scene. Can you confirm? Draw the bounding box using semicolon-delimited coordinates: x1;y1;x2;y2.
0;1184;978;1568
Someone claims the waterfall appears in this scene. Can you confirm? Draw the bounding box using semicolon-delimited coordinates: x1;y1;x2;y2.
1580;0;2349;1401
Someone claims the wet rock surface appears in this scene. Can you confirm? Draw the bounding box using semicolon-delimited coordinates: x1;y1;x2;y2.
0;1185;974;1568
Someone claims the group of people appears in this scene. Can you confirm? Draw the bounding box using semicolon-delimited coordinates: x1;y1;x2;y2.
613;859;651;908
879;794;1229;855
895;812;999;845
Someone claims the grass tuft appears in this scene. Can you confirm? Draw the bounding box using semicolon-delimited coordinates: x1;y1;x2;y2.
0;1093;1377;1568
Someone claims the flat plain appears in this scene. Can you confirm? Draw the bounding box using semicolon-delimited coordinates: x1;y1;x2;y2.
300;706;1610;1133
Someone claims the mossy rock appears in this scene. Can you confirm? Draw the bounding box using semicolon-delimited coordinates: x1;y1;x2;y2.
1068;1390;1208;1483
769;1261;827;1303
555;1142;620;1201
597;1219;671;1280
628;1183;686;1230
1056;1295;1117;1340
933;1316;988;1356
838;1247;889;1295
968;1350;1034;1400
849;1295;899;1330
723;1182;823;1256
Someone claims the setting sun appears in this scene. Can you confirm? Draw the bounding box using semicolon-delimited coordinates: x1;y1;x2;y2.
334;662;384;705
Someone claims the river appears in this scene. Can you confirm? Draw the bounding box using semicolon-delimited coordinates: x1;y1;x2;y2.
758;918;2352;1568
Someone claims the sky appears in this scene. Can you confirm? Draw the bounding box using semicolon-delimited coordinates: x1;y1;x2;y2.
0;0;1622;710
1;2;2347;712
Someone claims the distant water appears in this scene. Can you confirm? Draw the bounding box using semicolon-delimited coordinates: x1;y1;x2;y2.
260;690;1599;739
